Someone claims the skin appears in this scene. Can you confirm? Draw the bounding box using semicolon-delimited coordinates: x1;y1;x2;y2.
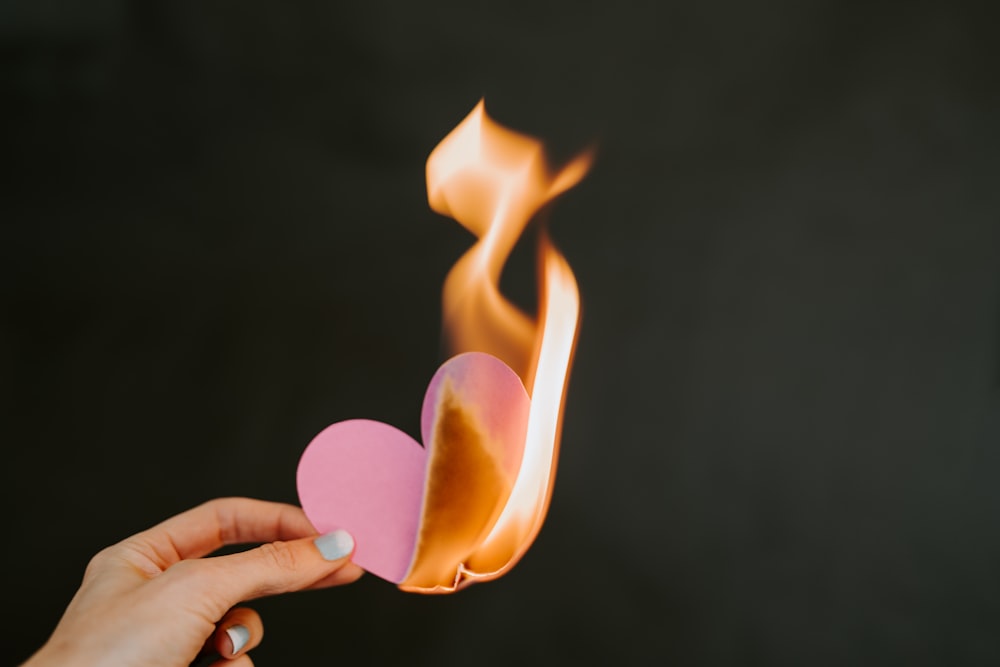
23;498;363;667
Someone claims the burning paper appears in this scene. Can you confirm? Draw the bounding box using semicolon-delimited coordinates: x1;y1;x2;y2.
297;100;592;592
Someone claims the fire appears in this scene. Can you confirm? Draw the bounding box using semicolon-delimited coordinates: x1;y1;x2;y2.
403;100;592;591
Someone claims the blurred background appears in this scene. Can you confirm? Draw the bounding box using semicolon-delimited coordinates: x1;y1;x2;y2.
2;1;998;664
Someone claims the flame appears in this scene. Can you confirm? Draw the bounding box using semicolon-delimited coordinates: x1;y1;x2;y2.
403;100;591;591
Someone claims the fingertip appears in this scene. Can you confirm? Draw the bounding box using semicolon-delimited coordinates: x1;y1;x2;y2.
226;625;251;654
213;607;263;659
341;562;365;582
313;529;354;561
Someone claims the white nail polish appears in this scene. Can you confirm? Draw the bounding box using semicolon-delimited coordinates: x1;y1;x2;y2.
226;624;250;654
314;529;354;561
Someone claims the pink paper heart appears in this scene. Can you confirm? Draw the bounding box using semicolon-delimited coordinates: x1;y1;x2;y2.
297;351;530;586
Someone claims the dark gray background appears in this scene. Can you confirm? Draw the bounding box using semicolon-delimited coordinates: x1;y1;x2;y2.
3;1;998;664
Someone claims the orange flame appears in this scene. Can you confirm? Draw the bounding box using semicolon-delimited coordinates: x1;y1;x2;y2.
404;100;591;591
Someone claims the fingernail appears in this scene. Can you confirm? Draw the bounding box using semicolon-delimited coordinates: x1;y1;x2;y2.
314;529;354;561
226;624;250;655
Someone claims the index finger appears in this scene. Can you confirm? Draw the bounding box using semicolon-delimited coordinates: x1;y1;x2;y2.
127;498;319;567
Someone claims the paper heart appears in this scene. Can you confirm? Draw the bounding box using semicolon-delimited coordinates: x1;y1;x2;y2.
297;351;531;589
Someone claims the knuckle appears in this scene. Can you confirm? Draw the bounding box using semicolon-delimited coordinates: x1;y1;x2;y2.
199;497;241;516
258;541;299;572
199;497;229;514
84;547;113;577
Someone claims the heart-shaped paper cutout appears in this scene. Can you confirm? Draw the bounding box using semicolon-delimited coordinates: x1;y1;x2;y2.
297;351;530;587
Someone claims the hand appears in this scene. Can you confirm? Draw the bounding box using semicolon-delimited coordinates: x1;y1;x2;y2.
23;497;362;667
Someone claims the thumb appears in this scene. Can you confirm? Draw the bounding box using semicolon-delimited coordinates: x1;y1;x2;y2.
171;530;356;615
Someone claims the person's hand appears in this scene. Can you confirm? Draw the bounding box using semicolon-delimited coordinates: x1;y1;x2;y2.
23;497;362;667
